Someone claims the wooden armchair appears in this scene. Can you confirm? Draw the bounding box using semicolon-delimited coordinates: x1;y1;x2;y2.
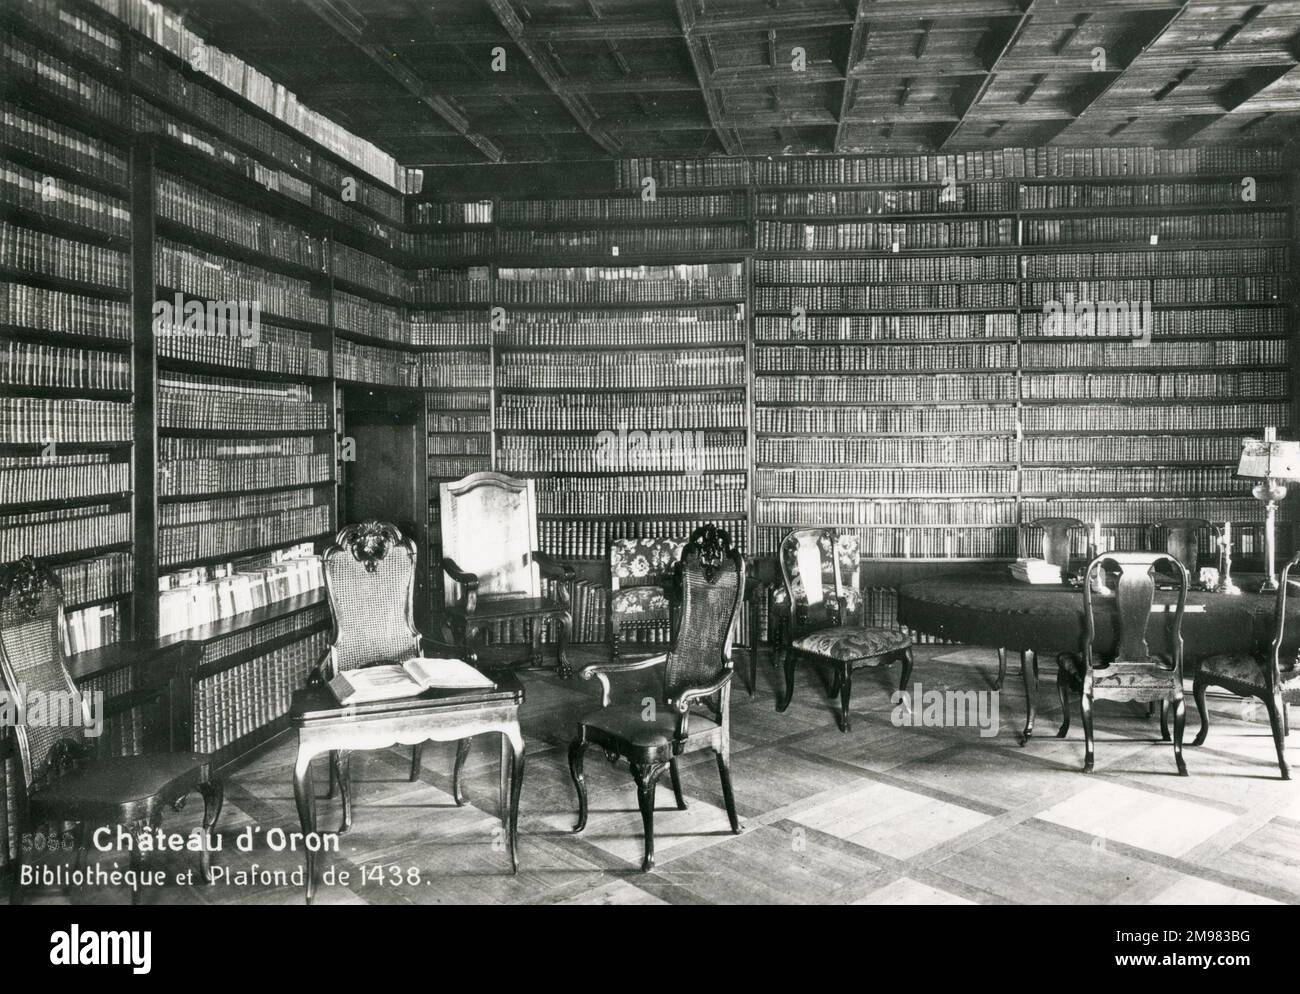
608;537;685;659
1055;552;1190;775
996;516;1088;691
0;557;221;905
772;528;912;732
569;525;745;872
1193;549;1300;779
317;521;469;830
440;472;574;677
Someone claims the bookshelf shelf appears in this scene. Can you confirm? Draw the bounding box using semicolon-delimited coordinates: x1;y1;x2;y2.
0;267;130;299
160;532;334;572
0;143;130;198
154;219;328;285
1;204;130;248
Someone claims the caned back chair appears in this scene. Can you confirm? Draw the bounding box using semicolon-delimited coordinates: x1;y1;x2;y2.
1056;552;1190;775
0;556;220;905
570;525;745;872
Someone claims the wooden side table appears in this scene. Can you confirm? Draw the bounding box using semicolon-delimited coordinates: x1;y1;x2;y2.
288;672;526;903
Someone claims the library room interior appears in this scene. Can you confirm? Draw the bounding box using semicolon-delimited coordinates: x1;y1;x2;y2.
5;0;1300;911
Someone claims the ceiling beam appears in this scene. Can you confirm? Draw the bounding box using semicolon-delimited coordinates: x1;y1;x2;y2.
484;0;621;155
939;1;1038;149
300;0;503;162
834;0;870;152
675;0;743;154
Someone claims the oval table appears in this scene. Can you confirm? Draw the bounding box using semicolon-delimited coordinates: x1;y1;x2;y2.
896;574;1299;744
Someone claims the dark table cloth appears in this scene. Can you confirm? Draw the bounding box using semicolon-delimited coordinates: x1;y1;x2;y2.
897;575;1298;664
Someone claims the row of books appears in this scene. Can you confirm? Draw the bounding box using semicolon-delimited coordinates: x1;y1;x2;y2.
759;219;1017;252
157;371;329;432
756;283;1018;312
62;600;120;655
496;349;744;389
421;351;491;388
1020;498;1265;524
158;546;322;638
757;468;1019;497
413;230;494;260
0;220;128;290
0;31;125;126
537;517;748;560
1021;308;1287;339
494;264;744;303
333;242;405;300
756;185;1015;216
156;320;330;379
0;105;129;189
156;173;327;273
409;200;493;226
497;225;748;256
159;486;321;527
333;290;404;343
1021;467;1236;495
1;157;130;237
754;313;1017;342
755;374;1018;404
409;312;490;346
1021;434;1243;464
615;157;751;189
426;390;489;412
426;434;490;456
1020;180;1288;209
1023;277;1284;305
0;503;129;560
754;404;1016;436
755;497;1019;526
1022;402;1288;433
53;549;132;607
755;255;1018;283
160;452;330;497
756;435;1015;467
155;240;329;326
429;413;489;433
427;456;491;480
755;342;1018;373
192;630;328;754
497;434;747;474
535;477;749;518
158;504;331;567
202;603;329;665
0;451;129;504
1020;370;1286;401
493;308;744;347
500;193;747;223
1022;247;1286;278
335;338;420;388
12;0;122;68
754;526;1017;560
0;338;130;391
496;391;746;431
0;395;131;442
0;281;131;340
1021;212;1287;245
409;269;491;305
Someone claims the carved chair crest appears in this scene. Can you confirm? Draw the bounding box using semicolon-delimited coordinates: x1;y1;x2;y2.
338;521;405;573
686;524;733;582
0;556;60;617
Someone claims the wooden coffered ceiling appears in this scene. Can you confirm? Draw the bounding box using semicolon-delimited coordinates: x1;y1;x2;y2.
169;0;1300;165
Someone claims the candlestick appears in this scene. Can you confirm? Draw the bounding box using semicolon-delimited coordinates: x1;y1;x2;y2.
1216;521;1241;595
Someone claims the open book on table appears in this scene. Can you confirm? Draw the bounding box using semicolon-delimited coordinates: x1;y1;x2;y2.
328;657;496;706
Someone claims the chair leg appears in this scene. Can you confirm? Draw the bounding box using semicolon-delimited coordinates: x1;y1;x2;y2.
1172;692;1188;776
838;661;854;733
1081;685;1096;774
1055;667;1071;738
1159;699;1171;742
669;758;687;810
995;646;1008;691
9;825;27;905
409;742;424;781
716;749;740;834
1264;692;1290;780
129;825;149;905
898;646;914;693
568;737;590;832
1192;677;1211;746
825;665;840;699
530;622;544;669
337;751;353;833
776;647;796;713
630;761;665;872
199;779;223;883
453;737;472;806
325;749;338;799
748;643;757;698
556;610;574;679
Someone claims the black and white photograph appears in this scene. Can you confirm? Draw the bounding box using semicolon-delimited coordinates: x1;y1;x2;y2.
0;0;1298;956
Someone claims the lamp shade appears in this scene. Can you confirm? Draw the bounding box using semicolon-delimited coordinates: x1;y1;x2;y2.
1237;437;1300;481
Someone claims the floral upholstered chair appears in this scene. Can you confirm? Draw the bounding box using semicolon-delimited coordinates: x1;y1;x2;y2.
608;537;685;659
772;528;912;732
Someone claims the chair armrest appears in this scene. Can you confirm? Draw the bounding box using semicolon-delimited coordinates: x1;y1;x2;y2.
579;653;668;707
669;670;734;739
441;557;479;615
533;551;575;582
